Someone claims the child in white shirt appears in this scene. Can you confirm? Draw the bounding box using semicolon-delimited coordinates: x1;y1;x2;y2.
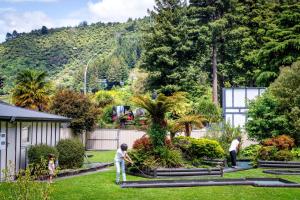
114;143;133;184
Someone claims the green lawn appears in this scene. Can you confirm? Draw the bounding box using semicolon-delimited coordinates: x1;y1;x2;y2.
85;150;115;163
49;168;300;200
1;151;300;200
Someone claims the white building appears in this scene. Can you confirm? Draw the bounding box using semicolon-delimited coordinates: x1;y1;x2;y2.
222;87;266;128
0;101;70;180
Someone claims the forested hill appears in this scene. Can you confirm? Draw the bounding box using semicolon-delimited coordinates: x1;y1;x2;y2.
0;19;147;94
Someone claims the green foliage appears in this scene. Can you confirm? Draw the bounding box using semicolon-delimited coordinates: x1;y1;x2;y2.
56;139;85;169
274;150;294;161
94;90;114;107
172;115;206;137
194;98;222;122
28;144;59;166
269;61;300;144
173;136;224;160
246;62;300;144
147;124;167;147
129;137;183;170
1;162;54;200
240;144;261;159
50;89;99;134
258;146;278;161
189;138;225;159
206;122;241;156
142;0;209;96
99;105;114;124
152;147;184;168
0;19;146;94
291;148;300;159
246;92;289;141
12;69;51;111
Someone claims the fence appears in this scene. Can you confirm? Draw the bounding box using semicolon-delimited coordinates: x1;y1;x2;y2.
62;127;256;151
86;129;146;150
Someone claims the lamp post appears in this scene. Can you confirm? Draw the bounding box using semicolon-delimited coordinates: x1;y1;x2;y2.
84;53;98;95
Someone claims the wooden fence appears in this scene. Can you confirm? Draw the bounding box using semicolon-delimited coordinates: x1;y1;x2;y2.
61;128;256;151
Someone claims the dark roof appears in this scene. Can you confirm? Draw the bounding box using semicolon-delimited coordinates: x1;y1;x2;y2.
0;101;71;122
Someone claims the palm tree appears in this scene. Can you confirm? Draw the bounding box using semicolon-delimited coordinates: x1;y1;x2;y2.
132;92;186;146
173;115;206;137
12;69;51;111
132;92;186;127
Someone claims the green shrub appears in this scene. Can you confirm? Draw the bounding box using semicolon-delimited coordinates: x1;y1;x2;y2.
240;144;261;159
173;136;224;159
258;146;278;160
147;124;168;147
94;90;114;107
28;144;59;165
274;150;294;161
50;89;100;134
56;139;85;169
100;105;114;124
128;147;183;170
154;147;183;168
291;148;300;159
190;138;224;159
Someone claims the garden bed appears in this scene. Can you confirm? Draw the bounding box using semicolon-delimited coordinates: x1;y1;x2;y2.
120;178;300;188
263;169;300;175
128;167;223;178
258;160;300;168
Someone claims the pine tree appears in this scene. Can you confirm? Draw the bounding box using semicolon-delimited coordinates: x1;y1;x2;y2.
189;0;233;105
142;0;203;95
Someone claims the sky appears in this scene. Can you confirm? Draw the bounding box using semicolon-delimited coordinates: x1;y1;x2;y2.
0;0;155;42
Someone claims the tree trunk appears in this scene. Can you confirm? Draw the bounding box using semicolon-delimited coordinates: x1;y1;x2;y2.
212;42;218;105
185;123;191;137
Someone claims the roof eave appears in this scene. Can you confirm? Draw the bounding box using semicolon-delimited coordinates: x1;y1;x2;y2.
0;116;71;122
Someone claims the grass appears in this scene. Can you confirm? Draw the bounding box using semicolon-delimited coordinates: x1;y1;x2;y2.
49;168;300;200
1;151;300;200
85;150;115;163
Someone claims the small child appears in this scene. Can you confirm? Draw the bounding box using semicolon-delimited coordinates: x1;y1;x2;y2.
114;143;133;184
48;154;55;183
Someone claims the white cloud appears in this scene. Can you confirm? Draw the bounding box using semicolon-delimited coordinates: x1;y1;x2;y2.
0;0;57;2
0;0;155;42
87;0;154;22
0;9;54;41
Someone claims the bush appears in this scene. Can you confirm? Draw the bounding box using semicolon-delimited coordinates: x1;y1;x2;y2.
147;124;168;147
189;138;224;159
153;147;183;168
194;98;221;123
246;92;289;141
50;89;100;134
100;105;114;124
173;136;224;159
274;150;294;161
291;148;300;159
133;136;173;151
262;135;295;150
258;146;277;160
132;136;153;151
240;144;261;159
56;139;85;169
128;147;183;170
94;90;114;107
28;144;59;165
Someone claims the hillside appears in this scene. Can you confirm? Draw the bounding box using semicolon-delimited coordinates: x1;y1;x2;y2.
0;19;148;94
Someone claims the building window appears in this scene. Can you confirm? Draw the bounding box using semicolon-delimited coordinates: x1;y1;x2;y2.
22;126;30;143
